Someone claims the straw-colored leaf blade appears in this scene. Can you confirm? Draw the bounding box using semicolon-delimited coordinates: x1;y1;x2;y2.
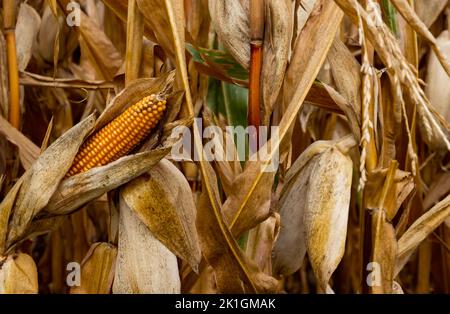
395;194;450;276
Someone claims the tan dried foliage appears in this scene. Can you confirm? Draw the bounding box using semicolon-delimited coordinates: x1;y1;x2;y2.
0;0;449;296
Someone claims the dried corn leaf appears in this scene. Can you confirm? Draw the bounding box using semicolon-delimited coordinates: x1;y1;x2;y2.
222;160;275;238
389;0;450;76
0;253;38;294
246;213;280;274
292;0;318;49
121;159;201;272
113;195;180;293
280;0;343;159
0;115;40;170
208;0;250;69
0;115;95;255
327;37;362;140
15;3;41;71
71;242;117;294
196;162;278;293
416;0;448;28
135;0;183;62
0;33;8;118
261;0;292;125
101;0;158;43
322;83;361;141
135;0;193;122
58;0;124;81
365;168;415;220
365;163;404;294
370;210;396;294
36;5;69;63
395;194;450;276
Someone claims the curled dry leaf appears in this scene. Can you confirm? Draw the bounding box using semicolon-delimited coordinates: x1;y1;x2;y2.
322;83;361;141
121;158;201;272
58;0;124;81
196;162;278;293
136;0;185;63
364;163;414;294
389;0;450;76
395;194;450;276
365;168;415;220
327;37;362;140
36;5;70;63
201;111;242;197
208;0;250;69
261;0;292;125
222;160;276;238
0;115;40;170
246;213;280;274
70;242;117;294
0;253;38;294
15;3;41;71
113;195;180;293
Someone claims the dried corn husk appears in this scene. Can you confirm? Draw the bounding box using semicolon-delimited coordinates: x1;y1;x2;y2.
426;31;450;123
304;140;353;292
0;253;38;294
70;242;117;294
273;136;355;286
121;159;201;272
113;194;180;293
0;74;180;253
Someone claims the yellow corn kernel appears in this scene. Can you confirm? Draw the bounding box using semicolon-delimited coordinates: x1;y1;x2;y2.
66;94;166;177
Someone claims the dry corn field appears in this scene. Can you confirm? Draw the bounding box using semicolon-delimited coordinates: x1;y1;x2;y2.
0;0;449;295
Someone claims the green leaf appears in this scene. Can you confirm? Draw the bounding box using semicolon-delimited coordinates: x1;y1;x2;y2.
187;44;249;85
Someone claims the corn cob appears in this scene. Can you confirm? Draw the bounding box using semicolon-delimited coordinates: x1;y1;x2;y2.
66;94;167;177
